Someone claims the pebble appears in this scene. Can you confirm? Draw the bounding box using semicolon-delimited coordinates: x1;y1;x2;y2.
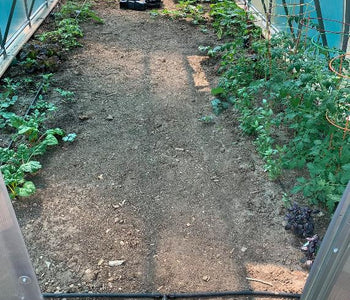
202;275;210;282
241;247;247;253
108;260;125;267
78;115;90;121
106;115;114;120
83;269;97;281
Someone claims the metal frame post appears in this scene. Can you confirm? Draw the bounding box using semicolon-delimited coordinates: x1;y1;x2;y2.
301;182;350;299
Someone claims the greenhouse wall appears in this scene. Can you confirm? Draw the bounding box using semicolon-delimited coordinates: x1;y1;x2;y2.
246;0;350;51
0;0;59;77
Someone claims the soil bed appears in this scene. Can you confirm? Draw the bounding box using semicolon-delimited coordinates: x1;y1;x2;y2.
11;0;315;298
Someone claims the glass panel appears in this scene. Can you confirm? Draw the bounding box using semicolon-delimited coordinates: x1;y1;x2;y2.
6;0;27;42
0;0;48;47
0;1;12;43
249;0;345;49
32;0;47;15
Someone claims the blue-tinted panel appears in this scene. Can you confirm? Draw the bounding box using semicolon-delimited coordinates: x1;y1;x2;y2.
249;0;346;50
0;1;12;41
0;0;27;44
32;0;47;14
7;0;27;40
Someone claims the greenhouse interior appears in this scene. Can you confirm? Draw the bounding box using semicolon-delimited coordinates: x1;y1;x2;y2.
0;0;350;300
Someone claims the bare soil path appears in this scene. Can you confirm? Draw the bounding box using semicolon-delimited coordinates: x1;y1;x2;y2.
15;1;307;297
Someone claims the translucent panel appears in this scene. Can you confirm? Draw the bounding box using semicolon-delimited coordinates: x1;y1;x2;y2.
32;0;47;14
0;1;12;41
0;0;47;46
0;174;42;300
248;0;346;50
6;0;27;42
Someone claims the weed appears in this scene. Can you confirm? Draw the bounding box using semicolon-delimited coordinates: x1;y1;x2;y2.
198;115;215;124
55;1;104;23
151;0;206;24
38;18;83;50
62;133;77;142
55;88;75;101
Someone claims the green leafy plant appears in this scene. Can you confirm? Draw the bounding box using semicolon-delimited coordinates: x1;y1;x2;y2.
151;0;206;24
55;88;75;101
204;1;349;211
0;76;66;198
38;18;83;50
55;1;104;24
63;133;77;142
198;115;215;124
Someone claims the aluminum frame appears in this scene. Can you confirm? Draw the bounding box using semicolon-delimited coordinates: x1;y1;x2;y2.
0;0;58;78
301;182;350;299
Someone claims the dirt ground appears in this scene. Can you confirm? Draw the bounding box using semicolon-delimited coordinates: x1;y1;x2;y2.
12;0;315;298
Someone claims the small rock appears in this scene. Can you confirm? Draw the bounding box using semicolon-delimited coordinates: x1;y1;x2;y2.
175;147;185;151
45;261;51;269
202;275;210;282
83;269;98;281
108;260;125;267
241;247;247;253
112;204;120;209
106;115;114;121
120;241;125;246
97;259;104;266
97;174;104;180
79;114;90;121
220;147;225;153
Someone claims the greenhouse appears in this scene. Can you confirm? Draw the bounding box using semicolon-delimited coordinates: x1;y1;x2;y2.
0;0;350;300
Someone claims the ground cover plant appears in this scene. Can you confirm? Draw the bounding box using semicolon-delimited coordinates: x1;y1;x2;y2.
193;0;349;213
0;76;65;198
0;1;102;198
150;0;209;25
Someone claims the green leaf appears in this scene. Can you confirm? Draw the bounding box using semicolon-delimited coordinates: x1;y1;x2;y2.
342;163;350;171
17;181;36;197
62;133;77;142
45;128;64;136
17;126;34;135
328;172;336;183
19;161;42;173
291;184;303;194
211;98;222;115
44;134;59;146
211;87;225;96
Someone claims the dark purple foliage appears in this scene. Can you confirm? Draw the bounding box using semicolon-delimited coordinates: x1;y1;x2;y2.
301;234;321;266
284;203;316;238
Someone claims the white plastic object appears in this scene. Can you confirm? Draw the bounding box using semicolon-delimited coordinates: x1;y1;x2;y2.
0;174;42;300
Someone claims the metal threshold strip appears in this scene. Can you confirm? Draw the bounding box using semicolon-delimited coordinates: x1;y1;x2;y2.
42;291;301;299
